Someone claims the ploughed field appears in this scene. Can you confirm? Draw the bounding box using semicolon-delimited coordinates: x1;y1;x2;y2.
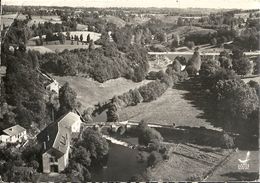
147;143;232;181
54;76;150;109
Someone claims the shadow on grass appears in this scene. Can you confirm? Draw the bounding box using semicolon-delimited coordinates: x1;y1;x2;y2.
173;77;259;151
174;77;227;130
221;172;259;181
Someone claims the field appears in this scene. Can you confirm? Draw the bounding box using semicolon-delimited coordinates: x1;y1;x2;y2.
27;15;62;27
30;31;101;42
27;46;54;54
101;15;126;28
147;143;232;181
118;88;222;131
54;76;150;109
1;14;61;27
207;150;259;181
27;31;101;53
1;13;27;27
167;26;216;40
156;15;179;24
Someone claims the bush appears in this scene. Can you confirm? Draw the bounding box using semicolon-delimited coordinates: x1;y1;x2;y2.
138;80;167;102
147;151;163;167
185;65;198;76
185;41;195;49
248;80;260;97
175;56;187;65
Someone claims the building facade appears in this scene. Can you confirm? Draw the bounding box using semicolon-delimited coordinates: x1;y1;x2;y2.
0;125;27;144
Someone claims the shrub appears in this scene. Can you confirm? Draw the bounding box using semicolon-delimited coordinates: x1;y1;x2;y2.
138;80;167;102
185;65;197;76
147;151;163;167
248;80;260;97
185;41;195;49
175;56;187;66
222;132;235;149
233;57;253;75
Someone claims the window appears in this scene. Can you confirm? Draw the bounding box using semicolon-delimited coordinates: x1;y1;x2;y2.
50;157;58;162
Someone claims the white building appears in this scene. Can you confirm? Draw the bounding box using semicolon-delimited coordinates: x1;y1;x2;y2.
0;125;27;144
58;112;82;133
45;80;59;94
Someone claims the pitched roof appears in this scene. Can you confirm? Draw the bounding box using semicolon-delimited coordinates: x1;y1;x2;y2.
58;112;81;129
3;125;26;136
37;120;71;158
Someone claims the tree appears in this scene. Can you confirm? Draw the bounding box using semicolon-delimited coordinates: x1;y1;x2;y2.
88;40;95;51
138;121;163;145
186;48;201;76
71;145;91;167
222;132;235;149
80;128;109;160
106;103;119;122
232;57;253;75
58;82;77;115
80;34;83;42
214;79;259;120
210;37;217;45
66;31;71;40
87;34;90;43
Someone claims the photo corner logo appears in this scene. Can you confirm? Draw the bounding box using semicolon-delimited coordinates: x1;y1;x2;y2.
237;151;250;170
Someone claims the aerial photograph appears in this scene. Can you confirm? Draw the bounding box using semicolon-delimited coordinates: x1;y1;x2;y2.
0;0;259;182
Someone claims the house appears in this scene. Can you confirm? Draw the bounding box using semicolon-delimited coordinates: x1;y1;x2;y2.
58;112;82;133
0;125;27;144
37;122;71;173
45;80;59;94
37;112;82;173
38;69;59;94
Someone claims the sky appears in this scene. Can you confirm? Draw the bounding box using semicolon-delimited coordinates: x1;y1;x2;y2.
2;0;260;9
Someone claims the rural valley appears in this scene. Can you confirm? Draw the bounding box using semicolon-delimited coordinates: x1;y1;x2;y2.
0;1;259;182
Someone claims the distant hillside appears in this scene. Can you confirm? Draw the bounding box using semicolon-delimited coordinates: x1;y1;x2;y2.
167;26;217;41
102;15;126;28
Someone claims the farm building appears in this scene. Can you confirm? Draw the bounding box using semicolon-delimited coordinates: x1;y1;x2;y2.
0;125;27;144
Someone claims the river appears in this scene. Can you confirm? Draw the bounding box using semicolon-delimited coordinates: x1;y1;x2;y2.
91;141;146;181
91;113;146;181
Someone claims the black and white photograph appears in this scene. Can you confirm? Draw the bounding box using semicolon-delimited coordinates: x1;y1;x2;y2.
0;0;259;182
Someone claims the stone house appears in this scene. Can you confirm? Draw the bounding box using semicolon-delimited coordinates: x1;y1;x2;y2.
37;112;82;173
0;125;27;144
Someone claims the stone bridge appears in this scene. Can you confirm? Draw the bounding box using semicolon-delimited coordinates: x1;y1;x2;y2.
83;120;175;131
149;51;260;63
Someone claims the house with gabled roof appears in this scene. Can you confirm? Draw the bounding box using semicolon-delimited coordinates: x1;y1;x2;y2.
0;125;27;144
37;122;71;173
37;112;82;173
